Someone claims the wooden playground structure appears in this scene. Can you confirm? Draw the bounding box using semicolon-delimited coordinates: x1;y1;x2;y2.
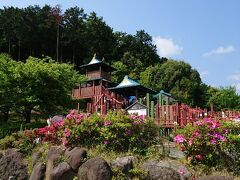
72;55;240;128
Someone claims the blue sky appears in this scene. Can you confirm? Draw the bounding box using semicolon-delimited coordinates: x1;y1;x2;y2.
1;0;240;92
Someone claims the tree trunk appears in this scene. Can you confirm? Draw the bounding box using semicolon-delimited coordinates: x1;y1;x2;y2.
56;24;59;62
8;39;11;55
3;111;9;122
24;107;32;123
18;39;21;61
72;45;75;65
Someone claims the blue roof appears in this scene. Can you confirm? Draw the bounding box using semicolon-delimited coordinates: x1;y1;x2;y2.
115;75;140;88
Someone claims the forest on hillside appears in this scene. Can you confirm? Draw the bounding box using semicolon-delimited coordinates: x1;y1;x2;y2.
0;5;239;110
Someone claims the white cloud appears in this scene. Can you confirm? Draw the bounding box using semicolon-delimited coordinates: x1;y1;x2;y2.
228;73;240;93
228;74;240;81
200;71;210;79
153;36;183;58
231;83;240;91
203;45;235;57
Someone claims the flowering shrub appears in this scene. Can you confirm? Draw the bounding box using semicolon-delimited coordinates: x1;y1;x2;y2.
174;118;240;174
32;110;157;154
174;118;228;165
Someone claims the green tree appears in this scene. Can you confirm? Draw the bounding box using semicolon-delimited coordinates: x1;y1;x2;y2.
12;56;85;122
63;7;87;65
207;86;240;111
84;12;116;64
0;54;18;122
140;60;202;106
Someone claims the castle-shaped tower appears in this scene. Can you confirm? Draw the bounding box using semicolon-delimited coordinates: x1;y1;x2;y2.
72;55;128;114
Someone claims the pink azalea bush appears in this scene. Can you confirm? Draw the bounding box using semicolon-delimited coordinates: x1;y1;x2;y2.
174;118;240;173
32;110;157;154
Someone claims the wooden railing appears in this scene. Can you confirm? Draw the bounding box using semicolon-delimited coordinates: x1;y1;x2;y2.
86;70;111;81
72;85;102;98
87;71;101;79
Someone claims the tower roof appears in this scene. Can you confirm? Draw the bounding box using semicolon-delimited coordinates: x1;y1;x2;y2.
80;54;116;72
108;75;156;97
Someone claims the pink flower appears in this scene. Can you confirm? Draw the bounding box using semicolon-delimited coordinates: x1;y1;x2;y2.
104;140;108;145
70;109;76;115
192;131;200;137
64;128;71;137
223;129;228;134
104;120;111;126
210;139;217;144
204;118;212;123
62;138;68;146
178;168;185;175
56;120;64;127
66;114;72;119
209;121;220;129
188;139;193;146
174;134;186;143
196;154;203;161
195;121;204;126
130;115;137;120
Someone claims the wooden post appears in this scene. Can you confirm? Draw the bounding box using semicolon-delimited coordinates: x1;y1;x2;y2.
77;103;80;113
151;101;154;118
159;94;162;106
146;93;150;117
166;96;169;105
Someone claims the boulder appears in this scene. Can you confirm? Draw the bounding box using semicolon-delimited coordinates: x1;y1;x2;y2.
5;148;23;160
29;162;46;180
47;146;64;161
111;156;135;173
32;151;42;166
65;147;87;172
51;162;75;180
168;148;185;159
142;159;190;180
149;167;180;180
0;151;29;180
78;157;112;180
198;175;234;180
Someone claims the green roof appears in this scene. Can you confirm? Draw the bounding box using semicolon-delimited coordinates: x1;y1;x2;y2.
108;76;156;96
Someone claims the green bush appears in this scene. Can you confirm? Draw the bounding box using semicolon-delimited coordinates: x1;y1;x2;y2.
34;111;158;154
0;130;37;153
0;120;46;139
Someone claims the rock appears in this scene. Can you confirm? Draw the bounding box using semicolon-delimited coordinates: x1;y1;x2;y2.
198;175;234;180
150;167;180;180
29;163;46;180
47;146;64;161
65;147;87;172
5;148;23;160
168;148;185;159
111;156;134;174
142;159;190;180
32;151;42;166
0;152;3;159
46;146;64;180
51;162;75;180
78;157;112;180
156;160;191;179
0;151;29;180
